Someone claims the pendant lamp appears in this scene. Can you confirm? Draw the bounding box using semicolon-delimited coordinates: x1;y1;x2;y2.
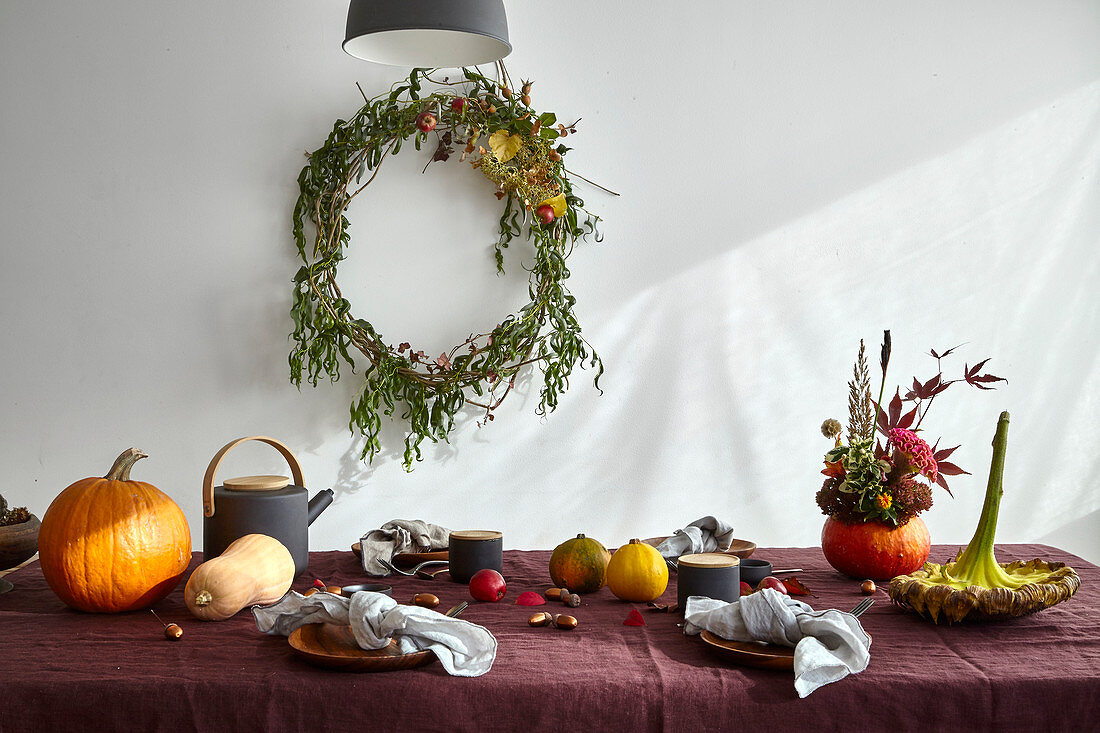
343;0;512;68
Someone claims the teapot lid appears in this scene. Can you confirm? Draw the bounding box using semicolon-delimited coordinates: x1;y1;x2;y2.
223;475;290;491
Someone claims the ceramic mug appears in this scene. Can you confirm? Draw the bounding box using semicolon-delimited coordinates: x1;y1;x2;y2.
677;553;741;609
448;530;503;583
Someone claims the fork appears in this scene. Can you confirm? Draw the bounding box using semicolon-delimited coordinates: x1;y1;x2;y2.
848;598;874;617
379;558;449;579
443;601;468;618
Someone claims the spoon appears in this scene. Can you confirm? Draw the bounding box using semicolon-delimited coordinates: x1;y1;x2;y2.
379;557;449;579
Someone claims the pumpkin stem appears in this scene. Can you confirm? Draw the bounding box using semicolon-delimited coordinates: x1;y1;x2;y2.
194;590;213;606
106;448;149;481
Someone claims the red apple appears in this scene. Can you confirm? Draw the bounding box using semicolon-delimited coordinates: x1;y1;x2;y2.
535;205;555;225
450;97;469;113
739;581;753;597
416;111;437;133
756;576;789;595
469;569;507;602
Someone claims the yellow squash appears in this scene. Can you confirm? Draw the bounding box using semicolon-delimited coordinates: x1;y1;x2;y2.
607;539;669;602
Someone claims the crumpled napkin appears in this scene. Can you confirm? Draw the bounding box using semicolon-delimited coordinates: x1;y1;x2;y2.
360;519;451;576
253;590;497;677
654;516;735;558
683;589;871;697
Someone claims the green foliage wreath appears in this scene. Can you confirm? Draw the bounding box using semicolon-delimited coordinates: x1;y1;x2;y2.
290;65;606;470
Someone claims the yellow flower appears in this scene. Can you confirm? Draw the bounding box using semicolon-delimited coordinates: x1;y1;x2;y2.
876;493;893;510
538;193;567;218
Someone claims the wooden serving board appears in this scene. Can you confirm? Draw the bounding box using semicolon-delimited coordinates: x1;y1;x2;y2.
699;630;795;671
288;623;435;672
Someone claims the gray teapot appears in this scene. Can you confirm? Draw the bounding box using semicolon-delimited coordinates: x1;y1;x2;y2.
202;436;332;577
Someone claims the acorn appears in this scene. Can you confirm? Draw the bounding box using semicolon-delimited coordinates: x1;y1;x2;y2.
412;593;440;609
553;614;578;630
528;612;553;627
151;610;183;641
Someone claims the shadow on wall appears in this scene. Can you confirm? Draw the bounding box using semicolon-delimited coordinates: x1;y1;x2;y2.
1037;509;1100;563
287;81;1100;560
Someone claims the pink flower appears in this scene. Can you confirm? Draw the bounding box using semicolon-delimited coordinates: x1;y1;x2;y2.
888;428;938;482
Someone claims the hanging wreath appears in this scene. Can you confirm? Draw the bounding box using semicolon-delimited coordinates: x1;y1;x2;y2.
290;65;609;470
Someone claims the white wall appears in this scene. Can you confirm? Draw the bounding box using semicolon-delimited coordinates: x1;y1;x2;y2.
2;1;1098;563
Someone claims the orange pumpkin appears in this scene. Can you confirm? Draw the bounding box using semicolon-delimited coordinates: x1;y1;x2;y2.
38;448;192;612
548;534;611;593
821;515;930;581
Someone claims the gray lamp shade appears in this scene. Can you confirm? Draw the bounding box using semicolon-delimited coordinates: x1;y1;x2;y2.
343;0;512;68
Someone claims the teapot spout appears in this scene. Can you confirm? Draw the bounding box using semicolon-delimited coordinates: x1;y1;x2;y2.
307;489;334;525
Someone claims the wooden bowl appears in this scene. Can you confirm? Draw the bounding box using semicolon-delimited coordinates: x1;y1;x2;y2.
0;515;40;570
642;536;756;560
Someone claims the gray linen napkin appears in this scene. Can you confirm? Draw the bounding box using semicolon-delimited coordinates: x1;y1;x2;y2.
360;519;451;576
253;590;497;677
683;589;871;697
654;516;735;558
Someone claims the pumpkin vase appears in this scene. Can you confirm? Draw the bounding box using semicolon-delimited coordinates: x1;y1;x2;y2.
821;514;931;581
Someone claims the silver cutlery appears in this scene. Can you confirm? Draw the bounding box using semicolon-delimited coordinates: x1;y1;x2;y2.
443;601;468;618
848;598;874;617
379;557;449;579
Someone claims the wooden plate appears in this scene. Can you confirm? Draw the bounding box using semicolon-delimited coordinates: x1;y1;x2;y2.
642;537;757;559
350;542;449;566
288;623;436;672
699;630;794;671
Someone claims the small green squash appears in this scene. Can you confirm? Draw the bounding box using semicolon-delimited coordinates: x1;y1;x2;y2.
548;534;611;594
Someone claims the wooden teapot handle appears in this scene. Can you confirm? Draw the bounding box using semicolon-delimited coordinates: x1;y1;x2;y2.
202;436;305;518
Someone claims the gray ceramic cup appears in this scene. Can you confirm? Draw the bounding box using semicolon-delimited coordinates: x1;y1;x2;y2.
448;530;504;583
738;558;773;586
677;553;741;609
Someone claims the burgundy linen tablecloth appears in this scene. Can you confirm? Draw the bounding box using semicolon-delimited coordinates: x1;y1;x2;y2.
1;544;1098;732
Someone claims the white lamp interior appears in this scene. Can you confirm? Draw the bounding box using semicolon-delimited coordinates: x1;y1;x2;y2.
343;29;511;68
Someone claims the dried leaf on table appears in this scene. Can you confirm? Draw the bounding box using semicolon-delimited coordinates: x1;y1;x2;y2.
623;608;647;626
782;576;812;596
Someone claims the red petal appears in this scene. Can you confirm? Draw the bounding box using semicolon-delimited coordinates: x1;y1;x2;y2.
623;609;647;626
515;591;546;606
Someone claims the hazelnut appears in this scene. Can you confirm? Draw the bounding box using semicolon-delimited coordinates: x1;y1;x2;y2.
303;587;319;597
553;614;578;630
861;580;877;595
412;593;440;609
544;587;564;601
164;624;183;640
527;612;553;627
564;593;581;608
325;586;343;595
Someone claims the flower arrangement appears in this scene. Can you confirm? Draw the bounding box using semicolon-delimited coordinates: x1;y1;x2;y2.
816;331;1005;526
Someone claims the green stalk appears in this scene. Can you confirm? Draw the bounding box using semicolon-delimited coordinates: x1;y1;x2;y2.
943;411;1028;589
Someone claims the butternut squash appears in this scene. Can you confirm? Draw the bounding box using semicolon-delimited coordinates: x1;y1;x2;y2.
184;534;294;621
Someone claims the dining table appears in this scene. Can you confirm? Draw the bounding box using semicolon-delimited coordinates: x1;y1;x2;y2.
1;543;1097;732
